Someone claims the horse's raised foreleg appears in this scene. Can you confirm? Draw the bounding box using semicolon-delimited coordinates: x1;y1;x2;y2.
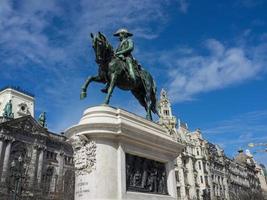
104;73;117;105
80;75;103;99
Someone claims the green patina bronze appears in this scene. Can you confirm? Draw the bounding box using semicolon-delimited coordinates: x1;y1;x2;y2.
80;28;158;120
3;100;14;119
38;112;46;127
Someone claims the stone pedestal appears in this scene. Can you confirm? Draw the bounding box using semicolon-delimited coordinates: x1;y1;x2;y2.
65;106;184;200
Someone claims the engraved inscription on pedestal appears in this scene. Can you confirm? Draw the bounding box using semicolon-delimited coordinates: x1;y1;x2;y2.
75;177;91;198
126;154;168;195
72;135;96;176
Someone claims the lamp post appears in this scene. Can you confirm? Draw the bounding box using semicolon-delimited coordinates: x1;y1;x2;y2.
248;143;267;154
10;155;26;200
248;143;267;148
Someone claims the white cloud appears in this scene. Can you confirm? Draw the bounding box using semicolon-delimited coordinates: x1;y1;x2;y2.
202;110;267;165
161;38;267;102
203;110;267;135
0;0;177;107
0;0;183;130
236;0;264;8
202;110;267;144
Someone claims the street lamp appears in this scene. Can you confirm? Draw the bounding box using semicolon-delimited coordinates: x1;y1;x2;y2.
10;155;26;200
248;143;267;148
248;143;267;154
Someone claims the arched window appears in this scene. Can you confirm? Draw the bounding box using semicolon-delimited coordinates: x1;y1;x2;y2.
63;170;75;200
42;166;54;194
7;142;28;198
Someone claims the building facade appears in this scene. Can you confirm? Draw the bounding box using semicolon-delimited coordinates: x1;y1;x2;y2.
0;87;74;200
158;89;267;200
0;86;266;200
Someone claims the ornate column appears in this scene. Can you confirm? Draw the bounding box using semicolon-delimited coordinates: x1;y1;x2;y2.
177;156;187;199
1;136;14;183
57;149;64;193
0;133;5;179
207;164;214;200
28;141;39;188
223;168;230;200
36;145;46;186
0;133;4;160
50;171;57;193
186;157;197;199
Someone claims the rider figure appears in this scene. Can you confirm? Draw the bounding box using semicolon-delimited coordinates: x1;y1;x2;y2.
113;28;136;84
101;28;136;93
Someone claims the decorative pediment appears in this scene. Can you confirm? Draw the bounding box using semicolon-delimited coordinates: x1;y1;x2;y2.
0;115;47;135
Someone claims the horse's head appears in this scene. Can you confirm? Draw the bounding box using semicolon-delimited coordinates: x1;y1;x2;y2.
90;32;113;64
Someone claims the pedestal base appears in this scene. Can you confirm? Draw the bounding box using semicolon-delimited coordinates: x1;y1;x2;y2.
66;106;184;200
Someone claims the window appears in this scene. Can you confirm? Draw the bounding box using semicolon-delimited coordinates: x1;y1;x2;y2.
175;171;180;182
197;148;200;155
177;187;181;197
198;161;202;170
46;151;57;161
164;110;169;116
200;176;203;184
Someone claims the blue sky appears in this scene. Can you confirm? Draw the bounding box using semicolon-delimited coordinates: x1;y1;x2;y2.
0;0;267;165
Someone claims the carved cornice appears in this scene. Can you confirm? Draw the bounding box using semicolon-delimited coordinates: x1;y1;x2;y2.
66;106;184;158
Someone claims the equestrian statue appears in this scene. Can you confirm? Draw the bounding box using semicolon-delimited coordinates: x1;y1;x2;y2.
80;28;158;120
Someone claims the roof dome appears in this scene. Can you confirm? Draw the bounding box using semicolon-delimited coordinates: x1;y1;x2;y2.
234;149;249;165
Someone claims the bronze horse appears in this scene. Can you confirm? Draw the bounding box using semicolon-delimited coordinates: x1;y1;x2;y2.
80;32;158;120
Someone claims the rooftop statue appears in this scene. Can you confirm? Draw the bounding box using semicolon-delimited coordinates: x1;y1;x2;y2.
3;100;14;119
80;28;158;120
38;112;46;127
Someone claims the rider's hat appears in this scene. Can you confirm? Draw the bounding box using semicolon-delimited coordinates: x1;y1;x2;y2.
113;28;133;37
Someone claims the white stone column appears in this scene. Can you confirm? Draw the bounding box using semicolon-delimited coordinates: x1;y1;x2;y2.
0;134;4;159
0;136;4;180
223;175;230;200
177;156;187;199
179;168;187;200
208;171;214;200
186;157;196;199
50;173;57;193
57;150;64;192
36;147;45;185
1;137;13;183
28;144;38;188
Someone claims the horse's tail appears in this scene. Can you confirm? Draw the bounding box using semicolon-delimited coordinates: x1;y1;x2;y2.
151;79;159;116
139;68;159;116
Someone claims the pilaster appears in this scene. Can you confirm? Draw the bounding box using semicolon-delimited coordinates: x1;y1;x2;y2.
28;141;39;188
36;145;46;186
186;157;197;199
1;136;14;183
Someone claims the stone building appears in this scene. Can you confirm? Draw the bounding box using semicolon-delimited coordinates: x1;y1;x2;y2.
158;89;211;200
226;149;262;199
158;89;267;200
257;163;267;197
0;87;74;200
207;142;229;200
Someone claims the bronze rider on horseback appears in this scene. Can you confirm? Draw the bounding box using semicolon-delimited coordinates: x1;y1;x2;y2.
101;28;137;93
